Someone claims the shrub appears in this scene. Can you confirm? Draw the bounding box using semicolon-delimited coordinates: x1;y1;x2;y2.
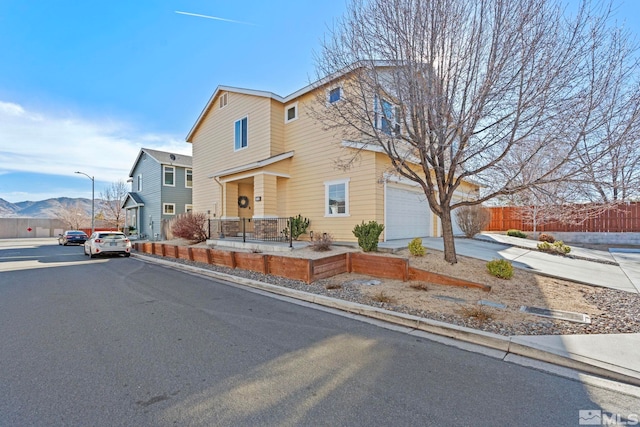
486;259;514;279
538;240;571;255
537;241;552;251
352;220;385;252
554;241;571;254
538;233;555;243
282;214;310;240
310;232;333;251
454;205;491;238
506;229;528;239
408;237;426;256
171;212;208;243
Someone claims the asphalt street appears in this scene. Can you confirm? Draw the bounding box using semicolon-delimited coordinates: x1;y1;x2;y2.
1;239;638;426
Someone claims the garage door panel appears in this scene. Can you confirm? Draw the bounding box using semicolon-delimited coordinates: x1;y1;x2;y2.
386;186;431;240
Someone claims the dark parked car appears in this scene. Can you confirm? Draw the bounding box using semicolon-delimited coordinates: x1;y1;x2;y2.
58;230;89;245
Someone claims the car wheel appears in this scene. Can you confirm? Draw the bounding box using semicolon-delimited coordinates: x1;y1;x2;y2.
58;241;62;245
124;253;131;258
89;251;96;259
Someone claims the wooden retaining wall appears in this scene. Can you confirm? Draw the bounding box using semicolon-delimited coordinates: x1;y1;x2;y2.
133;243;489;291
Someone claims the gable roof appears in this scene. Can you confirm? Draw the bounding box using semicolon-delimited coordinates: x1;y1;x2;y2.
128;147;193;178
185;61;396;143
121;192;145;209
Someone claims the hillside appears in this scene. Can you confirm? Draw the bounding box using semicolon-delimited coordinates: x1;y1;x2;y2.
0;197;97;218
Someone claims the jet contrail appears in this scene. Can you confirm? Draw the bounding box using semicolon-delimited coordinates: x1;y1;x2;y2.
175;11;254;26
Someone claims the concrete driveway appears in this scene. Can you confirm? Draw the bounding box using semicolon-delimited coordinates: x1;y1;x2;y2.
379;235;639;293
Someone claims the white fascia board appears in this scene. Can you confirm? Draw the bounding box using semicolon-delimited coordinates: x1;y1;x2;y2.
218;171;291;183
207;151;294;179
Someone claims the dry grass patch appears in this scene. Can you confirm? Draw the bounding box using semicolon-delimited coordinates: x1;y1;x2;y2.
371;291;396;304
409;282;429;291
459;304;494;323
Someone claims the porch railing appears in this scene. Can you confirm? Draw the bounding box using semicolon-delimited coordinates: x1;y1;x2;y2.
207;217;295;247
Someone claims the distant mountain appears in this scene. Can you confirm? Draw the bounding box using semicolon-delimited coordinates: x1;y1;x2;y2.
0;198;20;217
0;197;97;218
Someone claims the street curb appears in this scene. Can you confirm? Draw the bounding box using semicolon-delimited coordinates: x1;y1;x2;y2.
132;253;640;387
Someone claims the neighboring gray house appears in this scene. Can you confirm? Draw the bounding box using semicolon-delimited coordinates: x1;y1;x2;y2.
122;148;193;240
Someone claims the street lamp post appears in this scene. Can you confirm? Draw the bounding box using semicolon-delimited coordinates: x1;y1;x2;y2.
75;171;95;234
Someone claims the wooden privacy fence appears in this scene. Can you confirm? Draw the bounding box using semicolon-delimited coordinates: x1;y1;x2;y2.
135;242;490;291
486;202;640;232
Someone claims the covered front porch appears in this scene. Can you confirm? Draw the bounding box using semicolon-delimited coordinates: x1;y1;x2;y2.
212;151;293;231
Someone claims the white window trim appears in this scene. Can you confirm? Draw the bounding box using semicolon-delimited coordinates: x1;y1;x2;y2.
284;102;298;123
185;204;193;213
327;86;342;104
136;174;143;192
374;96;400;135
219;92;228;109
163;203;176;215
185;169;193;188
324;178;350;217
234;116;249;151
163;165;175;187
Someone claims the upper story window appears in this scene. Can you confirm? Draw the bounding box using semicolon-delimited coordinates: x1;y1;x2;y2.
219;92;228;109
328;87;341;103
163;166;175;186
185;169;193;188
234;117;248;150
136;174;142;192
285;102;298;123
375;96;400;135
325;178;350;216
163;203;175;215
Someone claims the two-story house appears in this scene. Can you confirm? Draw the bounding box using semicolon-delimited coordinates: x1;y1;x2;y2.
185;71;476;243
122;148;193;240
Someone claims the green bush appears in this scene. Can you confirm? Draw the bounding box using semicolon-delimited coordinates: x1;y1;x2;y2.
408;237;426;256
538;233;555;243
506;229;527;239
538;240;571;254
352;220;385;252
282;214;310;240
486;259;514;279
537;241;552;251
553;240;571;254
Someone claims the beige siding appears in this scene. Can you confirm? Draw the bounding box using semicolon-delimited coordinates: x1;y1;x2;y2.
190;92;273;215
270;99;285;156
189;84;480;242
282;91;380;241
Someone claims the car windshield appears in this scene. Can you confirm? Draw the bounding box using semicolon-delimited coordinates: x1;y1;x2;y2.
98;233;125;239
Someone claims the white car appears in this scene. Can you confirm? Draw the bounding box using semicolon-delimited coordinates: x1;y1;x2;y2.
84;231;132;258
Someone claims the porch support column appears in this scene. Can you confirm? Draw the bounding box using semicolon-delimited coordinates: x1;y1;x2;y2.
253;173;278;217
223;182;239;218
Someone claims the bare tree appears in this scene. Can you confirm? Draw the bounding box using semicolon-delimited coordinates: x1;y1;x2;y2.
100;180;128;230
314;0;640;263
55;201;89;230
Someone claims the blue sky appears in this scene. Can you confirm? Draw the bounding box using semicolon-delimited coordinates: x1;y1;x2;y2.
0;0;638;203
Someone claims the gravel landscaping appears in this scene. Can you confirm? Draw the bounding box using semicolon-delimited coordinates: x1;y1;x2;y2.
137;241;640;337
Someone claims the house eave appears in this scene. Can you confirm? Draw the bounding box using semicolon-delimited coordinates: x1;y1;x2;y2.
208;151;295;179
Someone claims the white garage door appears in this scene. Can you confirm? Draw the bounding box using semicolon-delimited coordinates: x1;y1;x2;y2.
386;186;432;240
